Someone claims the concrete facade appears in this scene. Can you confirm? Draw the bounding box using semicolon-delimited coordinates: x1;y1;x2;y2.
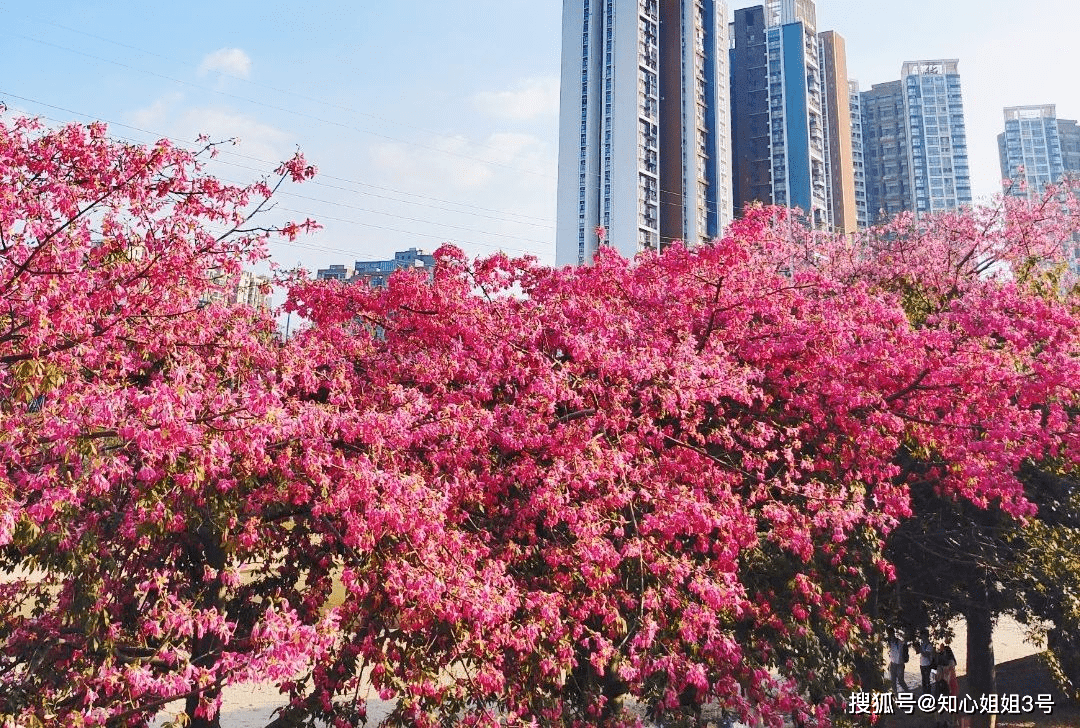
861;80;909;222
849;79;869;228
556;0;732;266
818;31;858;234
862;61;972;221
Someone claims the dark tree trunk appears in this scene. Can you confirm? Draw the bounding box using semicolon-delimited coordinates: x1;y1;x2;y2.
965;586;996;728
855;652;885;694
183;523;227;728
856;570;884;692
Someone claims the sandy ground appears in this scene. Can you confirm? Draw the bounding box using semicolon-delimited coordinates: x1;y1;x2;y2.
900;614;1043;682
148;615;1045;727
152;685;396;727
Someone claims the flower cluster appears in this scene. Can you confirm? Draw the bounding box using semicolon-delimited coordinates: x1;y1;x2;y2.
2;113;1079;727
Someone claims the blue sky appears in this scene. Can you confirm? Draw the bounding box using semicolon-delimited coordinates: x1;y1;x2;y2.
3;0;1078;273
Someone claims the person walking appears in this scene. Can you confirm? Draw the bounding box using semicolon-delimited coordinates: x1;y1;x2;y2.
939;640;958;696
886;627;910;694
918;628;934;694
934;641;958;696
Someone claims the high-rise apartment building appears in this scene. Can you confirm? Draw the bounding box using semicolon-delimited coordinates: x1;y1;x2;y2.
1056;119;1080;271
1060;119;1080;174
861;80;908;222
862;60;972;221
818;31;857;234
729;1;858;231
730;2;826;226
997;105;1080;197
998;105;1080;271
901;60;972;215
556;0;732;266
848;80;869;228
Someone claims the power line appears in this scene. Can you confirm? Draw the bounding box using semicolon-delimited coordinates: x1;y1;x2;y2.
273;208;544;257
2;22;720;220
5;30;557;181
0;8;539;163
1;98;552;262
0;89;555;228
272;193;551;246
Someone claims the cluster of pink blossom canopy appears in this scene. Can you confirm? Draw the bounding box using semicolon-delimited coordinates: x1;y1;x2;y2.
1;115;1078;727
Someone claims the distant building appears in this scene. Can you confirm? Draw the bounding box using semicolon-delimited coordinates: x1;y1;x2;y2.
729;1;857;231
730;3;826;226
1059;119;1080;270
901;60;972;215
353;248;436;287
202;269;271;311
998;105;1080;270
848;80;869;229
1061;119;1080;174
997;105;1079;197
315;264;350;281
230;270;271;311
555;0;733;266
862;60;972;221
861;80;908;221
818;31;858;234
316;248;436;288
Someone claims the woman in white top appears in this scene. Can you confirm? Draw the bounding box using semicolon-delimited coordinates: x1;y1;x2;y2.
886;627;910;693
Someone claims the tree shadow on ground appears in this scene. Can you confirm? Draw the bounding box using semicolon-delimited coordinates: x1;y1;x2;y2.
878;653;1079;728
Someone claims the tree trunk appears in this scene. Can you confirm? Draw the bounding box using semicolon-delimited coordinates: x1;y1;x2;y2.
855;652;884;694
184;523;227;728
856;570;884;692
965;586;996;728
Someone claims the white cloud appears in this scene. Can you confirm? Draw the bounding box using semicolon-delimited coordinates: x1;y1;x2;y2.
131;92;186;129
370;136;493;190
361;130;557;263
472;77;559;122
198;48;253;79
131;95;290;164
180;109;290;162
369;131;554;193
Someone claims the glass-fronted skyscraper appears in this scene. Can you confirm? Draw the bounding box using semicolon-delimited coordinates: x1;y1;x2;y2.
862;60;972;221
556;0;732;266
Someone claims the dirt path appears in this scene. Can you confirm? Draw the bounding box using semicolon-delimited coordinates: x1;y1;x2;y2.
152;616;1046;726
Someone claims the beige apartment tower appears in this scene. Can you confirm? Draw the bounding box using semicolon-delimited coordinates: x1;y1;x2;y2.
818;31;858;234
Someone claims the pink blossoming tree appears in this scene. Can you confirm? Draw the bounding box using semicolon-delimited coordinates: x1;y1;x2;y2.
2;111;1080;728
0;114;325;727
276;198;1080;726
